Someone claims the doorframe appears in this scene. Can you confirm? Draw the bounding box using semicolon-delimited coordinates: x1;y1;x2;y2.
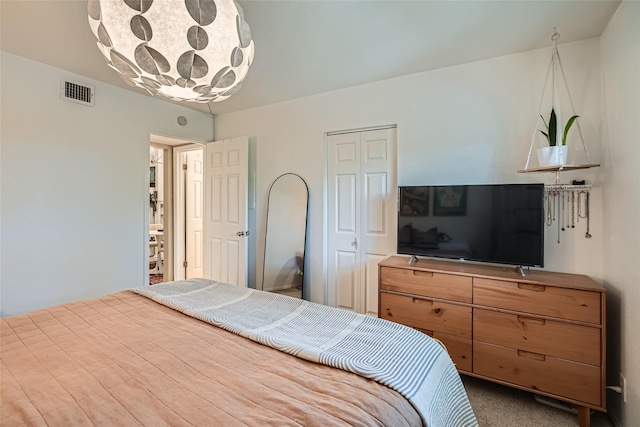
147;142;174;283
144;134;200;287
173;143;205;281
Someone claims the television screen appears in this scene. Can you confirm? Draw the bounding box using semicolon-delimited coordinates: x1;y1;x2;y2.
398;184;544;267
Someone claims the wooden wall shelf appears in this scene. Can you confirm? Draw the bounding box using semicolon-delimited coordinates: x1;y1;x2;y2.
518;163;600;173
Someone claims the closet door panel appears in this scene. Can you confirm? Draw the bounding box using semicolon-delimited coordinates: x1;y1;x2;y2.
327;128;396;315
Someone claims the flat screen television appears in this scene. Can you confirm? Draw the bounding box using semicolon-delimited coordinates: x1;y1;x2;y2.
398;183;545;268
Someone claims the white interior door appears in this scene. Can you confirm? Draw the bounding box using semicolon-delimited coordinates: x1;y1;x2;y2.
185;149;204;278
327;132;361;312
204;137;249;286
327;128;397;315
359;129;397;316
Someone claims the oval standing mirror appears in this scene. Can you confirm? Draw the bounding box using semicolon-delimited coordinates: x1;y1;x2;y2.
262;173;309;299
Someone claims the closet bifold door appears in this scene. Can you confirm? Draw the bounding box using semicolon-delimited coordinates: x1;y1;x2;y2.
326;127;397;316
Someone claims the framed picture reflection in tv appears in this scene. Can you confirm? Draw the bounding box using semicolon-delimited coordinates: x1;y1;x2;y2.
400;187;430;216
433;186;467;216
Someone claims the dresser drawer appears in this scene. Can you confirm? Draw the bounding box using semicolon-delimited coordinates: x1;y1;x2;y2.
380;292;471;338
474;278;601;324
474;342;601;406
418;330;472;372
474;309;601;365
380;267;472;303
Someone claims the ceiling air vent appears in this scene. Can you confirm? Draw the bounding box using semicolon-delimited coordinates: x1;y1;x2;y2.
61;80;94;106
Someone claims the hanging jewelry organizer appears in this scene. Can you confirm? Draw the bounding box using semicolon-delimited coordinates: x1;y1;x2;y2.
544;184;593;243
517;29;599;241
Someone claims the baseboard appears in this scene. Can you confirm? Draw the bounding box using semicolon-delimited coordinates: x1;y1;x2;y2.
534;394;581;414
534;394;622;426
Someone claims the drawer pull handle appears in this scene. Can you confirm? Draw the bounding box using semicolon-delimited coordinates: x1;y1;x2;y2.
413;270;434;278
517;315;546;326
412;298;433;305
517;350;546;361
517;283;546;292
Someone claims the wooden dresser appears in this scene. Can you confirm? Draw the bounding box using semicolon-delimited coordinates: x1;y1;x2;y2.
378;255;606;427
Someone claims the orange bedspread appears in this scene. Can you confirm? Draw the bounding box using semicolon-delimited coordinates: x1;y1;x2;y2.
1;291;421;426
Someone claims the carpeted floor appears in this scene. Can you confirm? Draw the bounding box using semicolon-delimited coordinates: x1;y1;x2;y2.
462;375;614;427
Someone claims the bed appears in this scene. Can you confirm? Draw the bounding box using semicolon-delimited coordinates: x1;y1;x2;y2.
1;279;478;426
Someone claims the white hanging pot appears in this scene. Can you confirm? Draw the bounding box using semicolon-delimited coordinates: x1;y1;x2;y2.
537;146;568;167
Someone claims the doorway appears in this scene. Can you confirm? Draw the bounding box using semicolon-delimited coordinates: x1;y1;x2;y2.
147;136;251;286
147;136;204;285
149;144;169;284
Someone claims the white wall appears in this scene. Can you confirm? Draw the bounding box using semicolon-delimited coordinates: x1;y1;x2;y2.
0;52;213;316
601;1;640;425
215;38;605;304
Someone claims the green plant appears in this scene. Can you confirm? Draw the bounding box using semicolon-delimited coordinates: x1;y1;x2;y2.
539;108;579;146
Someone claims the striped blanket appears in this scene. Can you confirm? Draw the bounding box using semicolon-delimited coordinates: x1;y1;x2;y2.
133;279;478;427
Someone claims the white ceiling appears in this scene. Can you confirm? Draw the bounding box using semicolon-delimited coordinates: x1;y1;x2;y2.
1;0;621;116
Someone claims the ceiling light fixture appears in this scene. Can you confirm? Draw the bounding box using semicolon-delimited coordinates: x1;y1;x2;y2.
88;0;254;103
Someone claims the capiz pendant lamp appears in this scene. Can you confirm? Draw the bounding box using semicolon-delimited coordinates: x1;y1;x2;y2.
88;0;254;103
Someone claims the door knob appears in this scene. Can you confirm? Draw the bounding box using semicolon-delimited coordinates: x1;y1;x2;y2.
351;237;358;249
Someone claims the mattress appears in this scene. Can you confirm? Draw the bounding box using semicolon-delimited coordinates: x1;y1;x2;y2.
1;280;477;426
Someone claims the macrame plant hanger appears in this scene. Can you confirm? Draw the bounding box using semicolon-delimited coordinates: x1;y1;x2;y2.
521;28;596;184
519;29;598;241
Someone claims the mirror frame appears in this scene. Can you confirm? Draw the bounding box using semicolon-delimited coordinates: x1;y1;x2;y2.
261;173;309;300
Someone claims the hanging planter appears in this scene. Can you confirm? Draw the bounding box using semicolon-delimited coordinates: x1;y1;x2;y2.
519;29;599;175
537;145;568;167
536;107;578;167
